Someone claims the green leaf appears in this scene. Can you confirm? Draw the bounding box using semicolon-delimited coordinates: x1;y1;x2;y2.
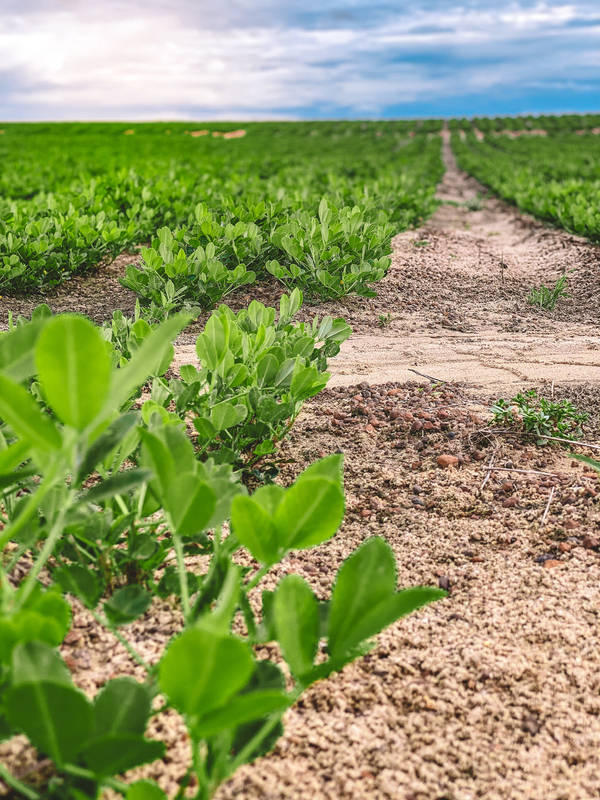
273;575;319;678
110;315;189;410
0;439;31;475
231;495;279;565
76;412;139;483
166;473;216;538
104;585;152;626
159;629;254;717
193;417;217;440
0;317;46;382
54;565;103;609
6;642;94;767
93;678;152;738
85;469;151;504
36;315;112;430
126;780;167;800
274;478;344;550
192;690;291;738
327;537;446;659
0;374;61;451
256;354;279;387
82;734;165;776
210;401;247;432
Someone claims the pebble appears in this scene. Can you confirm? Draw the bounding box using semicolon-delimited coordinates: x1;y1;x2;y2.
437;454;459;468
582;535;599;550
472;450;486;460
564;519;580;530
502;497;518;508
438;575;450;590
543;559;563;570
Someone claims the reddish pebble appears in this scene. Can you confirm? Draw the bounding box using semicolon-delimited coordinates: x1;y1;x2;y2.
472;450;486;461
583;535;599;550
437;454;459;468
411;461;423;470
360;509;372;518
365;424;375;433
502;497;518;508
411;420;423;432
558;542;573;553
563;519;579;530
543;559;563;570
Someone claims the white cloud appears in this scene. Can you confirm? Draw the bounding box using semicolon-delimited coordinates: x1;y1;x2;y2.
0;1;598;118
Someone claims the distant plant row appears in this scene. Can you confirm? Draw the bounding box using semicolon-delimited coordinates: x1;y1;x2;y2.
0;123;443;302
451;130;600;242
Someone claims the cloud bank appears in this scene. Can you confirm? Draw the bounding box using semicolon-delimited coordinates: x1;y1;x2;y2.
1;1;598;119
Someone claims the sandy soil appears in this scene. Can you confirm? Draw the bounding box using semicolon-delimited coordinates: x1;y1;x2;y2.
2;143;600;800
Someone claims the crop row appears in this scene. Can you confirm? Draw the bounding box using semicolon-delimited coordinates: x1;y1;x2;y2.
0;300;445;799
448;112;600;134
451;131;600;242
0;123;444;302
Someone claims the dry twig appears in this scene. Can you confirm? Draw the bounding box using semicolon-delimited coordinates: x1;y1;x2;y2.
541;487;556;526
480;456;495;491
407;368;447;384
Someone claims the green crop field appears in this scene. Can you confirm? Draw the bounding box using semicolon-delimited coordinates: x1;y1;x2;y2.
0;121;444;301
450;115;600;241
0;114;598;800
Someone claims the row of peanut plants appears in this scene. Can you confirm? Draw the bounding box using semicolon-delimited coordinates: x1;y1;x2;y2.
0;123;444;302
451;131;600;242
0;297;445;799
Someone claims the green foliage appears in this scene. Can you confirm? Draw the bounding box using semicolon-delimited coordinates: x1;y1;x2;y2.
451;128;600;241
154;290;352;466
0;122;443;295
490;389;588;442
526;271;572;310
0;305;445;799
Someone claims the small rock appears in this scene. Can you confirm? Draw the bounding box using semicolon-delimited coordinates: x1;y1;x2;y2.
411;420;423;432
563;519;580;530
534;553;556;564
500;481;514;492
582;535;599;550
364;424;375;433
558;542;573;553
411;461;423;470
412;485;424;494
438;575;450;590
472;450;486;461
437;454;459;468
410;496;424;506
504;461;514;469
359;509;372;518
543;559;563;570
502;497;518;508
471;556;484;563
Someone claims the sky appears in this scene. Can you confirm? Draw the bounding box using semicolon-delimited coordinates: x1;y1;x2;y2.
0;0;598;121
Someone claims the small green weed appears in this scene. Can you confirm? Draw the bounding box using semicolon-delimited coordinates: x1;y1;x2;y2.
378;312;393;328
413;240;430;247
490;388;588;442
527;271;573;310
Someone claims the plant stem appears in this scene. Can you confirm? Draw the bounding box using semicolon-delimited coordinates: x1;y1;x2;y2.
89;608;153;673
62;764;128;794
192;739;210;800
172;533;190;624
244;563;271;592
0;765;41;800
15;492;74;610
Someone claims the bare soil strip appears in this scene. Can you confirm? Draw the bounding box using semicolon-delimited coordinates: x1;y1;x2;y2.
2;147;600;800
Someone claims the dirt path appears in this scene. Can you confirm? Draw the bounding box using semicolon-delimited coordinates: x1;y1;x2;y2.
323;136;600;393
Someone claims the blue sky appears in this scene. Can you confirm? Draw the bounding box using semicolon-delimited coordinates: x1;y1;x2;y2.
0;1;598;120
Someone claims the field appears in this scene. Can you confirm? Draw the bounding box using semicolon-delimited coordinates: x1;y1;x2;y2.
1;116;599;800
